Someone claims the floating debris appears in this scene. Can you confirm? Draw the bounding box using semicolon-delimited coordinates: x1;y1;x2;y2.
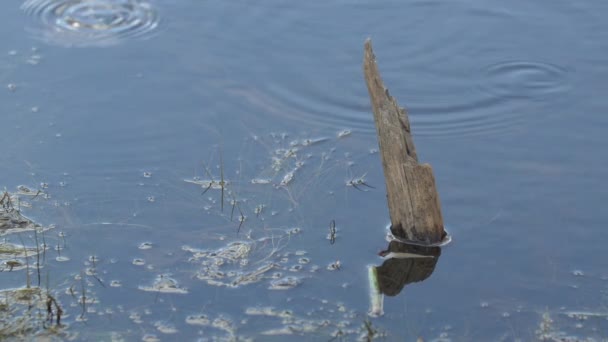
141;334;160;342
337;130;352;138
245;307;294;318
572;270;584;276
301;137;329;146
269;276;300;290
279;171;295;187
0;242;39;259
154;321;178;334
138;242;153;250
287;227;301;235
346;173;374;191
184;242;274;287
185;314;238;339
184;178;228;190
327;260;341;271
328;220;337;245
138;275;188;294
1;192;43;235
289;264;303;272
132;258;145;266
251;178;272;185
143;171;152;178
185;314;211;326
254;204;266;217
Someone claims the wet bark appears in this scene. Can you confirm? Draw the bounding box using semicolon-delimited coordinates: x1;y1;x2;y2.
363;39;445;244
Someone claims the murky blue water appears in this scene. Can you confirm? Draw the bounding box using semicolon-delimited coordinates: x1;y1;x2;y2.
2;0;608;340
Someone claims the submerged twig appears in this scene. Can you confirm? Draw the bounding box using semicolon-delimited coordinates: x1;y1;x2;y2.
220;150;225;212
80;272;86;320
34;228;41;287
17;233;31;289
347;173;375;191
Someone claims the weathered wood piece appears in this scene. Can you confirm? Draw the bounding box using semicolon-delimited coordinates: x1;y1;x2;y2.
363;39;445;244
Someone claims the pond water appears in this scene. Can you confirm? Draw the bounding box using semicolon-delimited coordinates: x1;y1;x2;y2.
1;0;608;340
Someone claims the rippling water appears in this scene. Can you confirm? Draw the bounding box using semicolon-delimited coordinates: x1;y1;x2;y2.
22;0;160;46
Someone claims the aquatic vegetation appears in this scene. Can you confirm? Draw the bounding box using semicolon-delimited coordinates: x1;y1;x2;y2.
0;191;42;235
184;241;278;288
0;287;64;340
2;133;604;341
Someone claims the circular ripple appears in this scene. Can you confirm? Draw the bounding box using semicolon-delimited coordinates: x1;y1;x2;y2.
478;61;570;99
22;0;160;46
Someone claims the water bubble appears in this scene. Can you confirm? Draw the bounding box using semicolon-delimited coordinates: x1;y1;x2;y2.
143;171;152;178
7;83;17;92
22;0;161;47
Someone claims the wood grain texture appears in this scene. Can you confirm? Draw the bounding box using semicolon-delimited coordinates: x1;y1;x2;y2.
363;39;445;244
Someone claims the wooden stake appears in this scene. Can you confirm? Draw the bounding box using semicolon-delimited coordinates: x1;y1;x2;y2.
363;39;445;244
